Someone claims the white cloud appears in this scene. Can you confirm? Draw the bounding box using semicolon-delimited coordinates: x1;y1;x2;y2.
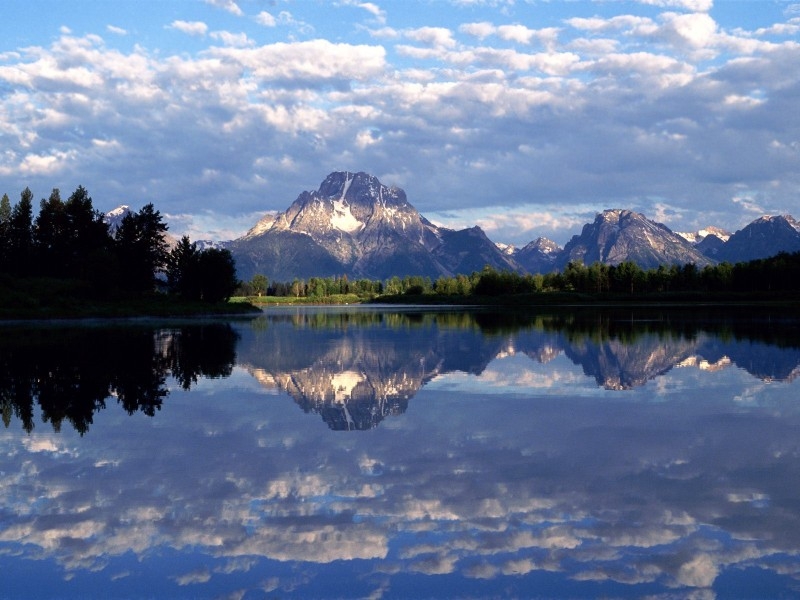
567;15;656;34
342;1;387;24
173;569;212;586
404;26;457;49
208;40;386;83
204;0;243;17
168;20;209;37
675;554;719;588
638;0;713;11
19;150;78;176
210;30;253;48
497;24;537;44
460;21;496;39
106;25;127;36
661;11;718;50
255;11;276;27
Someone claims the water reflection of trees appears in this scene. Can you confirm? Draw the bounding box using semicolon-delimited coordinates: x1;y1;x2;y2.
0;324;238;434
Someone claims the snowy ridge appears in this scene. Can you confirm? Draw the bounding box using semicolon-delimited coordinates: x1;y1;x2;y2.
677;226;732;244
106;205;130;218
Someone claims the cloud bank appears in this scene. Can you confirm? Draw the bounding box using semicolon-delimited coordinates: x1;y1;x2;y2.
0;1;798;245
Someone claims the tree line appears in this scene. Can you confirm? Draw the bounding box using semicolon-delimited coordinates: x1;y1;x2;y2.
239;252;800;300
467;255;800;296
0;186;237;302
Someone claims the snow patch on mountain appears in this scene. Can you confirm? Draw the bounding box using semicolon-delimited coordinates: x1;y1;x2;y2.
331;198;364;233
106;205;130;218
496;242;516;256
677;226;731;244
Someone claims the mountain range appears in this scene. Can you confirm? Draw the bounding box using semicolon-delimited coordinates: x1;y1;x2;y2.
157;171;800;281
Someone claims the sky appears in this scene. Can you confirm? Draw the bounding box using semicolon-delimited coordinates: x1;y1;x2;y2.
0;0;798;246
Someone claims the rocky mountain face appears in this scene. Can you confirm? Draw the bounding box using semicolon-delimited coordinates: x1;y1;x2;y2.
226;171;520;281
554;209;713;271
708;215;800;263
513;237;561;274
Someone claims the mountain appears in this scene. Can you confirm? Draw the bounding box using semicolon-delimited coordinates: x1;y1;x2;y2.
104;205;131;234
226;171;520;281
710;215;800;263
554;209;714;271
695;233;727;259
513;237;561;274
677;226;731;244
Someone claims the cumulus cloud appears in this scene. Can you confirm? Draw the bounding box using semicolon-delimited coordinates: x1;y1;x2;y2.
205;0;243;17
255;11;276;27
404;26;457;49
168;20;209;37
209;30;253;47
639;0;713;11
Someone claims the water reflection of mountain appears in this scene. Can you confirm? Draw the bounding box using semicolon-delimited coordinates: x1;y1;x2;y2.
239;309;800;429
239;312;508;430
0;324;238;434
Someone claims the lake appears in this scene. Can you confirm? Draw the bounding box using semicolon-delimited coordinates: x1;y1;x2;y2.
2;305;800;599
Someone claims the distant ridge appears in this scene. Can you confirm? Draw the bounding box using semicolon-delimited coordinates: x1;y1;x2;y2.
223;172;800;280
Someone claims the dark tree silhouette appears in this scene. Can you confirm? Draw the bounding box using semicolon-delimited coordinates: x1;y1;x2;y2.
114;203;169;292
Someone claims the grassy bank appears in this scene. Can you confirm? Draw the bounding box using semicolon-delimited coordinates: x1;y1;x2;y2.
234;293;365;306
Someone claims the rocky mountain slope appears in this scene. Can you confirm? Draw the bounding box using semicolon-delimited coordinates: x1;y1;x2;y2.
226;171;520;281
513;237;561;274
709;215;800;263
554;209;713;271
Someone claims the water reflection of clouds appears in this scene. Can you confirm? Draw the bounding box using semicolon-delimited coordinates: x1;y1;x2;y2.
3;316;800;597
4;386;800;597
429;353;600;395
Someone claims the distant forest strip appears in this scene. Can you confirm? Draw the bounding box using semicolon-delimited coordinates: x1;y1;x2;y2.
238;251;800;303
0;186;245;317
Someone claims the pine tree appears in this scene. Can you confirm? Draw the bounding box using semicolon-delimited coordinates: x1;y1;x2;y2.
114;203;169;292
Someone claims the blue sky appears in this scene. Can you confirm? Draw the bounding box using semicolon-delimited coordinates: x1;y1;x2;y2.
1;0;799;245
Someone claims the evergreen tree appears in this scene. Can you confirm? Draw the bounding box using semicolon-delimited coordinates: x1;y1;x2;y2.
34;188;68;276
0;193;12;272
64;185;110;280
114;203;169;292
8;188;34;276
195;248;238;303
166;236;199;298
166;239;238;302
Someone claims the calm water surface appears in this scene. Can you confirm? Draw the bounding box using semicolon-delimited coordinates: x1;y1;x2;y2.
2;306;800;599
